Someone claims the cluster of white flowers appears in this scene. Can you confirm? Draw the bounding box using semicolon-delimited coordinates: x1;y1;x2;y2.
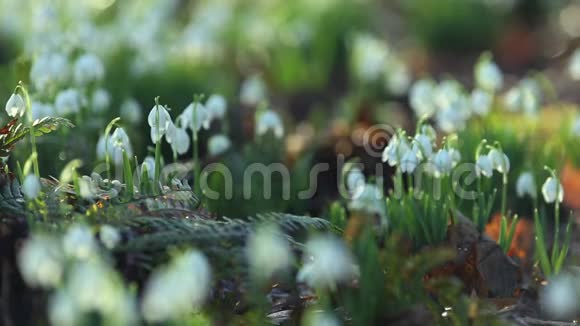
516;169;564;204
141;249;212;323
382;125;460;177
96;127;133;166
475;146;510;178
297;235;358;291
503;77;542;116
350;34;410;95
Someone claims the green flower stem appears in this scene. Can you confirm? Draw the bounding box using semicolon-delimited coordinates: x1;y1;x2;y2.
154;97;162;189
191;94;203;197
19;83;39;177
552;195;560;266
501;172;508;219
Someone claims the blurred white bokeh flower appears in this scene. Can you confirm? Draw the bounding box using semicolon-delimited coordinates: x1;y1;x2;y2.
30;52;69;93
73;53;105;86
541;274;580;318
142;250;212;322
297;235;357;291
302;309;341;326
247;225;294;281
516;171;536;199
55;88;84;116
208;134;231;156
91;88;111;113
475;54;503;92
205;94;227;123
22;174;41;199
18;234;63;288
348;183;385;217
470;89;493;117
410;79;436;118
62;224;98;260
256;110;284;138
240;74;266;107
100;225;121;249
31;101;53;120
120;98;142;125
49;290;79;326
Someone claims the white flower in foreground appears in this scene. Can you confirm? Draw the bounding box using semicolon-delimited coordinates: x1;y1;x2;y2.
400;146;419;173
302;309;341;326
297;235;357;291
542;176;564;203
91;88;111;113
17;234;63;288
475;54;503;92
382;135;410;167
410;79;436;118
142;250;211;323
62;224;98;260
384;58;410;95
49;290;79;326
5;93;26;118
488;148;510;174
475;155;493;178
432;149;453;177
22;174;41;199
208;134;231;156
181;102;210;132
205;94;227;122
55;88;83;116
165;121;190;155
256;110;284;138
470;89;493;117
541;274;580;318
120;98;142;125
73;53;105;86
413;133;433;159
148;104;172;143
109;127;132;165
516;171;536;199
568;49;580;81
247;225;293;281
100;225;121;249
240;74;266;107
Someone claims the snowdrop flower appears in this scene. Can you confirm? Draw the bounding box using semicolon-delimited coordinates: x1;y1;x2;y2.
541;274;579;318
302;310;341;326
297;235;357;290
449;148;461;167
568;48;580;81
208;134;231;156
73;53;105;86
488;148;510;174
109;127;132;165
17;234;63;288
475;54;503;92
141;156;156;180
384;59;411;95
165;121;190;155
256;110;284;138
348;183;385;217
410;79;436;118
516;171;536;198
247;225;293;281
432;149;453;177
345;167;365;198
475;155;493;178
470;89;493;117
30;52;69;93
90;88;110;113
100;225;121;249
180;102;210;132
142;250;211;322
120;98;142;125
22;174;41;199
351;34;389;82
435;95;471;133
420;124;437;141
542;176;564;203
62;224;98;260
5;93;26;118
240;74;266;107
148;104;171;143
504;80;541;115
55;88;83;116
382;134;410;166
205;94;227;123
400;146;419;173
49;290;79;326
413;133;433;159
434;79;463;109
31;101;53;120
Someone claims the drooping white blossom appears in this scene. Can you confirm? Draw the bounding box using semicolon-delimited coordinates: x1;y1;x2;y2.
5;93;26;118
542;176;564;204
516;171;536;198
256;110;284;138
208;134;231;156
410;79;436;118
240;74;266;107
22;174;41;199
18;234;63;288
475;54;503;92
73;53;105;86
247;225;293;281
99;225;121;249
62;224;98;260
475;154;493;178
